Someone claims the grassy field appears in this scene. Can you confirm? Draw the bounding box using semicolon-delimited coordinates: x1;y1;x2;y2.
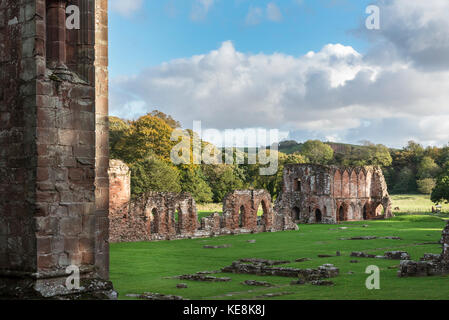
391;194;449;214
110;213;449;300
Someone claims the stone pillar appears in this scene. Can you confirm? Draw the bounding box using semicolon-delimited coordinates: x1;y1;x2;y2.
0;0;114;299
46;0;67;67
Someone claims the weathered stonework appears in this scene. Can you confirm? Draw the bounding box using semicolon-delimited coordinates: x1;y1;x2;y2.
399;221;449;277
108;161;297;243
0;0;113;299
275;164;393;224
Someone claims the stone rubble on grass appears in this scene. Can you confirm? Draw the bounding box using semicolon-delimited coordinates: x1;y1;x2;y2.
242;280;273;287
350;251;410;260
239;258;291;266
203;244;232;249
174;274;232;282
176;283;188;289
126;293;185;300
341;236;402;240
257;292;293;298
295;258;312;263
311;280;335;286
222;261;339;281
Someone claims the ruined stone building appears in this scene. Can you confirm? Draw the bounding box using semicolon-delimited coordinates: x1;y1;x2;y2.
108;160;297;242
0;0;113;298
275;164;393;224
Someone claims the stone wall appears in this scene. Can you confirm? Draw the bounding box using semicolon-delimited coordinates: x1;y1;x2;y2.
275;164;393;224
108;161;297;243
398;221;449;277
0;0;113;299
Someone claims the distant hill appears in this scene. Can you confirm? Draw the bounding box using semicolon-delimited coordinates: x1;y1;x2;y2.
278;140;392;155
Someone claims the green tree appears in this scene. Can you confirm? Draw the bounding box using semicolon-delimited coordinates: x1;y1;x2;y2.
417;156;441;179
116;114;175;163
393;167;416;194
431;163;449;204
150;110;181;129
179;167;213;203
109;116;130;160
300;140;334;165
130;157;181;198
417;178;436;195
202;164;246;202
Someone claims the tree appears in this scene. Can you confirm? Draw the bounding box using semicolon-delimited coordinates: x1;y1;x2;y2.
202;164;246;203
393;167;416;194
417;178;436;195
116;114;175;163
150;110;181;129
130;157;181;197
109;116;130;160
179;167;213;203
417;156;441;179
300;140;334;165
431;163;449;204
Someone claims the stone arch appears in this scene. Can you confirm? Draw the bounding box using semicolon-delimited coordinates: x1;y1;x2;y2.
337;202;348;222
315;208;322;223
257;199;270;227
150;207;159;234
292;206;301;221
239;205;245;228
362;203;368;220
174;206;182;234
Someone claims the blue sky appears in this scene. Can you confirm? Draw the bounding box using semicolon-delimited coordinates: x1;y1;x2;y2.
108;0;449;148
110;0;372;78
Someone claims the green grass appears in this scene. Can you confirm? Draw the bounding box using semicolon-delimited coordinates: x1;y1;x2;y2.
110;214;449;300
391;194;449;214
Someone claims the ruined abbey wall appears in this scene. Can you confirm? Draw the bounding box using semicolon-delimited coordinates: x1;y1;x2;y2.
108;160;297;242
275;164;393;224
0;0;113;299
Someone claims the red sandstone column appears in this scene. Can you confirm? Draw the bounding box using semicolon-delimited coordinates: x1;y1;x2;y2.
46;0;67;68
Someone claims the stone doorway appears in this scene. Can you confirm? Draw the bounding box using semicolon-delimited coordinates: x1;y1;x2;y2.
315;209;322;223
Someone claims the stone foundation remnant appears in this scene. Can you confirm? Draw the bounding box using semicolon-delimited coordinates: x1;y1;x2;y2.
108;160;297;242
275;164;393;224
399;221;449;277
0;0;114;299
221;260;339;281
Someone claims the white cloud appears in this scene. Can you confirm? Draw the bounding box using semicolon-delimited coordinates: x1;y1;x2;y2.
266;3;283;22
191;0;215;21
110;0;143;18
245;2;283;25
111;1;449;148
245;6;264;25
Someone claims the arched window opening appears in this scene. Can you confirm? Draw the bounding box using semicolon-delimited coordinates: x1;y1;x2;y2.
363;204;368;220
293;207;301;221
315;209;322;223
239;205;245;228
338;206;345;222
150;208;158;234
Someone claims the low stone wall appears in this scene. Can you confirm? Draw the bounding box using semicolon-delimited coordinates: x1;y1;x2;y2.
398;221;449;277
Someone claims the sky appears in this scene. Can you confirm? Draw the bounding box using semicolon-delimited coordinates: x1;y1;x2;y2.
108;0;449;148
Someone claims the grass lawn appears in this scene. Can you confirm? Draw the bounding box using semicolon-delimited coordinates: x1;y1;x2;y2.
391;194;449;214
110;213;449;300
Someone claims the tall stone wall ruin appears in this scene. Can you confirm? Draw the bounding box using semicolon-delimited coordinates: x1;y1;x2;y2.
275;164;393;224
0;0;113;299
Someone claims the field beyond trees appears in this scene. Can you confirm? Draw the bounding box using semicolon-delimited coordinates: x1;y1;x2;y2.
110;194;449;300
